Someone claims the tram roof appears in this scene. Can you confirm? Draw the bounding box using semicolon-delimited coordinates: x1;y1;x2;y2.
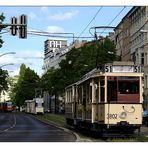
65;61;143;88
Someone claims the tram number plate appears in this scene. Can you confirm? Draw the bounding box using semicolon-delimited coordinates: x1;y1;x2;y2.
107;113;117;119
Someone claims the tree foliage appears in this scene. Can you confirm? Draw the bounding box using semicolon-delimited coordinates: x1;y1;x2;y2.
0;13;5;48
10;64;40;107
41;37;117;96
0;69;9;93
0;13;8;93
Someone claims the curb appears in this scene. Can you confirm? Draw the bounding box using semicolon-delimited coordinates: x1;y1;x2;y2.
31;115;81;142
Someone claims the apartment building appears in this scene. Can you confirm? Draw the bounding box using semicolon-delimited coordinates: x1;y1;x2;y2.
115;6;148;110
115;14;130;61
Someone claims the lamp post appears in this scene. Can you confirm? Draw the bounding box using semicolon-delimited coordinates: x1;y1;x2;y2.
0;52;16;58
0;63;14;69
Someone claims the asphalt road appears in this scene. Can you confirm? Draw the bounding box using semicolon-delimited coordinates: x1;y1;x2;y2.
0;112;76;142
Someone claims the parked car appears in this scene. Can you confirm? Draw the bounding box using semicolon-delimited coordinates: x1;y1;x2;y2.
142;110;148;126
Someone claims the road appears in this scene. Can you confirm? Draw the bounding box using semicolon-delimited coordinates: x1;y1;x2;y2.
0;112;76;142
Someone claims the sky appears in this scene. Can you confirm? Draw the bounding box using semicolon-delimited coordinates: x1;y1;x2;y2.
0;6;133;77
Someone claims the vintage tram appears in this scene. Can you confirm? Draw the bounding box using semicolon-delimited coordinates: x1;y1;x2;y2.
65;61;144;135
0;101;13;112
4;101;13;112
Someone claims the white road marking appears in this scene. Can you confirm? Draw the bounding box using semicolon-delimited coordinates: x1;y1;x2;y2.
0;113;16;133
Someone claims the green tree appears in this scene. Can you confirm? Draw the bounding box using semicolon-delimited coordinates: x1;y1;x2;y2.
41;37;117;102
0;13;8;94
0;13;5;48
0;69;9;94
10;64;40;107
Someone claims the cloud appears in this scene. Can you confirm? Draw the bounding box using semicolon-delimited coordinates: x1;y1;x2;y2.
40;7;49;13
48;10;79;21
16;50;44;59
28;12;38;20
47;26;65;33
0;50;44;76
0;50;43;67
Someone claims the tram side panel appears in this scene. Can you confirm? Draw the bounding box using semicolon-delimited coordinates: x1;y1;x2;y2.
65;86;76;125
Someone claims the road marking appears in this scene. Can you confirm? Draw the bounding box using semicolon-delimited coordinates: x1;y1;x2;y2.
0;113;16;134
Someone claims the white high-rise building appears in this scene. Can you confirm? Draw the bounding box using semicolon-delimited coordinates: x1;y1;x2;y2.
42;38;68;73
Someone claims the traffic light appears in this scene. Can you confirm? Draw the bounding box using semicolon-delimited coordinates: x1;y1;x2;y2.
19;14;27;39
10;17;18;36
9;14;27;38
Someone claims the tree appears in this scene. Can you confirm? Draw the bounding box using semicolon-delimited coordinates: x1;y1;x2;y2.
0;69;9;94
41;37;117;99
0;13;5;48
0;13;9;95
10;64;40;107
18;67;40;105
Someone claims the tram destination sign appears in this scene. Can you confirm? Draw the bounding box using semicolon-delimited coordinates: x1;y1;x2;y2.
105;65;141;73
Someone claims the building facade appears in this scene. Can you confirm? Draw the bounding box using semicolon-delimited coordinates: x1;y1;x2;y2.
115;6;148;110
43;38;68;72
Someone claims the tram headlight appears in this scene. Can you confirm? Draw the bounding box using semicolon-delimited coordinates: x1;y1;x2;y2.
120;112;127;119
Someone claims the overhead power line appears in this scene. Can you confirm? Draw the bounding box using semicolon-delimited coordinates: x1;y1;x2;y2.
76;7;103;40
99;6;126;36
28;31;93;39
3;29;94;39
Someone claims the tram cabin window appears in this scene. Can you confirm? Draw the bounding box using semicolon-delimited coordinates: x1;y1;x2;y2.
118;77;139;94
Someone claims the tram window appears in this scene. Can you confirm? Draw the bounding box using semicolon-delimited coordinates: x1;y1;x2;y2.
100;81;105;102
78;86;82;104
118;80;139;94
89;85;92;103
82;84;86;105
107;76;117;102
35;102;42;107
86;84;90;103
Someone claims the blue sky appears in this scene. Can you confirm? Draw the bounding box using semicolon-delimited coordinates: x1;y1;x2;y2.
0;6;132;76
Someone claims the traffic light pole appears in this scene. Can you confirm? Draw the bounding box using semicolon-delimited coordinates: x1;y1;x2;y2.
0;14;27;39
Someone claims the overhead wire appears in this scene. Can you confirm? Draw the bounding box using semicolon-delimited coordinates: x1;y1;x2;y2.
98;6;126;37
75;7;103;42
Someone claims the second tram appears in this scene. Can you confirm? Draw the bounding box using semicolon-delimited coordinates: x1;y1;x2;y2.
25;98;44;114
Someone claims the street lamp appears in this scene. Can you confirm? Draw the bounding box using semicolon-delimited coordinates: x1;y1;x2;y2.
0;63;14;69
0;52;16;58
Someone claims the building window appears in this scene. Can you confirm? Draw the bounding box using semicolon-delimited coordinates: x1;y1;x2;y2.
132;52;136;63
145;75;148;89
145;53;147;65
141;53;144;65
